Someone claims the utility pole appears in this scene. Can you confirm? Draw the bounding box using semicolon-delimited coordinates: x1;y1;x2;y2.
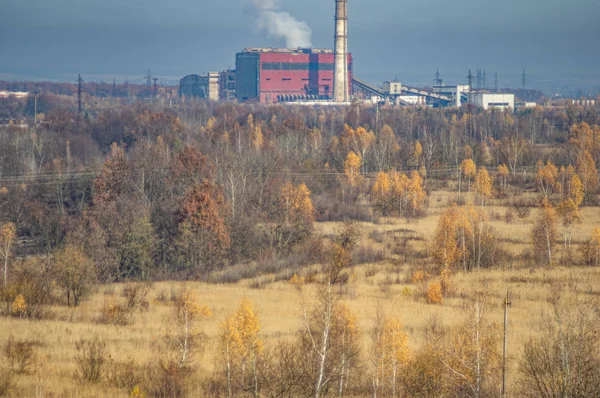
502;290;512;398
34;91;38;129
375;100;379;134
153;77;159;98
112;78;116;97
522;69;526;89
467;70;474;91
483;70;487;90
495;71;499;93
435;68;443;86
77;74;83;116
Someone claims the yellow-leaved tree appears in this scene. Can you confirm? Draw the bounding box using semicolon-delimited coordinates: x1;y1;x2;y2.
218;298;262;397
474;167;493;207
370;311;411;398
443;290;502;396
432;206;461;271
576;150;599;204
460;159;477;194
171;289;212;369
371;171;391;215
299;284;361;398
414;141;423;167
251;123;264;150
263;181;315;252
344;151;363;188
1;222;17;288
532;197;558;266
148;288;212;397
408;171;427;217
432;205;497;273
556;199;580;248
370;171;427;218
535;161;558;197
568;174;585;207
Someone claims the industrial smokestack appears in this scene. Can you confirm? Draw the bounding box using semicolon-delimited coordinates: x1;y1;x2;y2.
333;0;349;102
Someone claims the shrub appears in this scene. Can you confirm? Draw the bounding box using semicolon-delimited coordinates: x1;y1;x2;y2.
364;265;381;278
122;283;150;312
98;295;132;326
0;368;13;397
289;273;305;288
249;276;272;290
3;336;35;374
107;357;144;391
512;200;532;220
75;337;110;383
146;359;192;398
426;282;443;304
353;246;385;265
0;258;54;319
411;270;431;285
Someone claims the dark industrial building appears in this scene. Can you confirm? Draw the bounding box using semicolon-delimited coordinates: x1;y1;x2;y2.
179;74;209;98
235;48;353;103
219;70;237;101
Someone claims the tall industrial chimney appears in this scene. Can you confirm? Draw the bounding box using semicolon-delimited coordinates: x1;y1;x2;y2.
334;0;349;102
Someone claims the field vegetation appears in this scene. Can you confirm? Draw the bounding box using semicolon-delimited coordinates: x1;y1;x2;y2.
1;93;600;396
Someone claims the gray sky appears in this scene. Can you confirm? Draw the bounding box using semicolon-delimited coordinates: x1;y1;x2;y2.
1;0;599;92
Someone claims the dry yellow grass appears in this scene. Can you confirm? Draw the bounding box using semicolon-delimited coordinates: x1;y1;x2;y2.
2;192;600;396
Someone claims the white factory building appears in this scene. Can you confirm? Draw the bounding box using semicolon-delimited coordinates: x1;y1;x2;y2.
433;85;470;107
469;93;515;111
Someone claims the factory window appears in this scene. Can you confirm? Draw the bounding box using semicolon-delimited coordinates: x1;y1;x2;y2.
282;78;292;81
322;78;332;81
488;103;509;106
262;62;338;71
266;78;271;81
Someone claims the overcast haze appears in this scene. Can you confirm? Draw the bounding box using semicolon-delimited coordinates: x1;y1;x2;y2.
1;0;599;93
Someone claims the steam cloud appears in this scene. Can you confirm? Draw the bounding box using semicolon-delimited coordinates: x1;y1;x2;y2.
253;0;312;48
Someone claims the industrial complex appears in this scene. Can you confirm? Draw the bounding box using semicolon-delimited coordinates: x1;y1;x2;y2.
235;48;352;104
179;0;518;110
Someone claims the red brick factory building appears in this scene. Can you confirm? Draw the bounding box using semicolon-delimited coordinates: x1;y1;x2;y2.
235;48;353;104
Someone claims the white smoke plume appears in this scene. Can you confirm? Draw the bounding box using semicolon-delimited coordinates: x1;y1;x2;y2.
252;0;312;48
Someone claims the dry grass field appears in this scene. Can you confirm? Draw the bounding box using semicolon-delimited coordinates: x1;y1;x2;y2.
2;189;600;397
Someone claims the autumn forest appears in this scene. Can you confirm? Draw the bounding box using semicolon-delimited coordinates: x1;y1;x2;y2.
2;94;600;397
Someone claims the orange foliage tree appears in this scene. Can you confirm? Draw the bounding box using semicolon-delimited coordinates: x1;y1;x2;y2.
576;150;599;204
535;161;558;197
175;182;230;274
370;171;427;218
460;159;477;194
474;167;493;206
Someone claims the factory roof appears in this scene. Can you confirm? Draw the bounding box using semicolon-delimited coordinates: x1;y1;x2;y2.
241;48;334;54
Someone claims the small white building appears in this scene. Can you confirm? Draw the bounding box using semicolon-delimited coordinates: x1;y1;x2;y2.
398;96;426;106
383;81;402;95
0;91;29;99
516;102;538;110
433;85;470;107
469;93;515;111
